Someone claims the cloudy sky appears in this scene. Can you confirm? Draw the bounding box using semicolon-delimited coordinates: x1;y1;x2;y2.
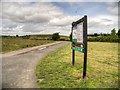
0;1;118;36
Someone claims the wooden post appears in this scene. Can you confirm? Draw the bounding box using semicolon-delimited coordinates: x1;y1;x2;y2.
71;24;75;66
72;47;75;66
83;15;87;79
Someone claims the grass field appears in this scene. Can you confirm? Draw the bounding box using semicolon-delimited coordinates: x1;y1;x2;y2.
2;37;55;52
36;42;118;88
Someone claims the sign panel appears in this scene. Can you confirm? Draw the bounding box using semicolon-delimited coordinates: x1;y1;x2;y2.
72;22;83;43
72;22;84;52
76;23;83;43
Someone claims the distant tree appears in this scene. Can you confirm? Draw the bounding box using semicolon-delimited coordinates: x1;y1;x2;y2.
117;29;120;37
100;32;104;36
52;33;60;41
69;32;72;41
111;28;116;36
16;35;19;37
94;33;98;36
103;34;107;36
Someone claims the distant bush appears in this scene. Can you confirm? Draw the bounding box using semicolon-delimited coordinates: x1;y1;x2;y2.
52;33;60;41
60;38;66;41
16;35;19;37
20;35;30;39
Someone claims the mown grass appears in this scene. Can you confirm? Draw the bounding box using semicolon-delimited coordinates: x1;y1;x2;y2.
36;42;118;88
2;37;55;52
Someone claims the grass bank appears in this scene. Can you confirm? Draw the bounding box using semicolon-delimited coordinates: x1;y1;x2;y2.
36;42;118;88
2;38;55;52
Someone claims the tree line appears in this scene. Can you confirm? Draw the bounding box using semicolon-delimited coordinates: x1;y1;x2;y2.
87;28;120;43
69;28;120;43
2;28;119;42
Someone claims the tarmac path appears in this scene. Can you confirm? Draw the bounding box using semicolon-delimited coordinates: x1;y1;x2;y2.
2;41;69;88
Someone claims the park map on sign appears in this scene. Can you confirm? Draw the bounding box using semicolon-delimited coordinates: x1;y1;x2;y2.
72;22;83;43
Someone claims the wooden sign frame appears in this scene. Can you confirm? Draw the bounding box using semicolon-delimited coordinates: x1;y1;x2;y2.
71;15;87;78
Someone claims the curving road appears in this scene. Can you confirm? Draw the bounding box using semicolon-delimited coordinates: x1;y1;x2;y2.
2;41;69;88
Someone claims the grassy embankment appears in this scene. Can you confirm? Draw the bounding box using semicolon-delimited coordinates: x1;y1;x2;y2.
2;38;54;53
36;42;118;88
1;37;54;53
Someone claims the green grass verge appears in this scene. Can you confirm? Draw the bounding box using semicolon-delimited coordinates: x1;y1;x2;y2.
2;38;55;52
36;42;118;88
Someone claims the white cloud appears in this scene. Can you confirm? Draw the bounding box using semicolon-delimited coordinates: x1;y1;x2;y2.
2;25;24;36
1;2;68;35
2;2;64;23
88;15;118;34
1;2;118;36
49;16;80;26
107;6;118;15
1;0;119;2
89;15;117;27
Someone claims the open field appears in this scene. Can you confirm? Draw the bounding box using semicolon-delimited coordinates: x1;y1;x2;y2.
36;42;118;88
1;34;69;52
2;37;55;52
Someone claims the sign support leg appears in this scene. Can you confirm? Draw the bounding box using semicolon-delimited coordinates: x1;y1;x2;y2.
83;15;87;79
83;49;87;78
72;49;75;66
